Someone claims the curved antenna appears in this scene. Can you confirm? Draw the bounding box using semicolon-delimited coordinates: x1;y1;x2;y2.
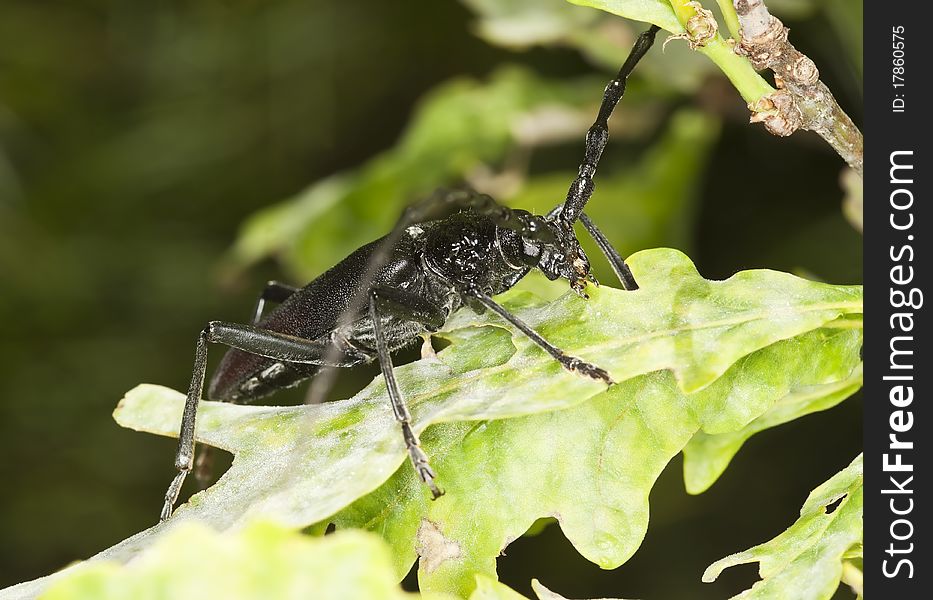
578;212;638;290
546;204;639;291
559;25;659;226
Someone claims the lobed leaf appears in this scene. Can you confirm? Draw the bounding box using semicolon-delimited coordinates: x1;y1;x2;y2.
1;249;861;599
330;326;861;596
684;360;862;494
703;454;863;599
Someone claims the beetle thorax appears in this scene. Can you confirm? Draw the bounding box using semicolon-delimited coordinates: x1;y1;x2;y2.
422;212;525;295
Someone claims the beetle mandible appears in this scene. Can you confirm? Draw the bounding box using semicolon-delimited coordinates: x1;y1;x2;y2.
160;25;660;522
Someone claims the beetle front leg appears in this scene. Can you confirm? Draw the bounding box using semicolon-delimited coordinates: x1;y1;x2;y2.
469;287;613;385
368;286;447;500
160;321;365;522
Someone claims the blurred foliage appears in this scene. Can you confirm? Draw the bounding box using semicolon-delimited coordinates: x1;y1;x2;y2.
38;522;618;600
232;84;718;281
704;454;863;600
463;0;718;91
463;0;692;78
506;110;718;274
231;66;617;279
840;167;863;233
0;0;862;598
570;0;774;104
41;525;436;600
4;250;862;599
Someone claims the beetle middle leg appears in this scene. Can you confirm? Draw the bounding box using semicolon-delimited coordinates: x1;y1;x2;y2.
368;285;448;499
161;322;368;521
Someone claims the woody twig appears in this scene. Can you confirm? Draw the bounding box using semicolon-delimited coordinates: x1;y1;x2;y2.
733;0;863;176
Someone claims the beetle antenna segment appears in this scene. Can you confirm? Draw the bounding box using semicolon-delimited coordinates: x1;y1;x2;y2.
579;212;639;290
559;25;660;226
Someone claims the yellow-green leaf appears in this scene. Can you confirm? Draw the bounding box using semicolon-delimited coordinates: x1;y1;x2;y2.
703;454;863;599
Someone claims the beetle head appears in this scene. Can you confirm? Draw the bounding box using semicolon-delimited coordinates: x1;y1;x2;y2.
538;222;597;297
508;216;594;298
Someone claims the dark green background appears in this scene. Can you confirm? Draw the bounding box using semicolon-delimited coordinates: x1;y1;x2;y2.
0;1;861;597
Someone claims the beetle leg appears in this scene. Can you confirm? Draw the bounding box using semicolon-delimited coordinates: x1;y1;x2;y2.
188;281;303;488
468;287;614;385
251;280;300;324
160;322;367;522
368;286;447;500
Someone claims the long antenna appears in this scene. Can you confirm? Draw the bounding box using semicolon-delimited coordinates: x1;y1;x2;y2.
559;25;660;226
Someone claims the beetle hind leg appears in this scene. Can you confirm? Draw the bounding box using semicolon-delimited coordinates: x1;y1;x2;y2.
160;321;366;522
403;425;443;499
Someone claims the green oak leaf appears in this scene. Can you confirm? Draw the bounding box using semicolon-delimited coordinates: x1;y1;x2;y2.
0;249;861;599
703;454;863;599
683;360;863;494
329;326;860;596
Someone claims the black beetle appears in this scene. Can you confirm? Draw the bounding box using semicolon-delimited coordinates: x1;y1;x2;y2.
161;25;660;522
